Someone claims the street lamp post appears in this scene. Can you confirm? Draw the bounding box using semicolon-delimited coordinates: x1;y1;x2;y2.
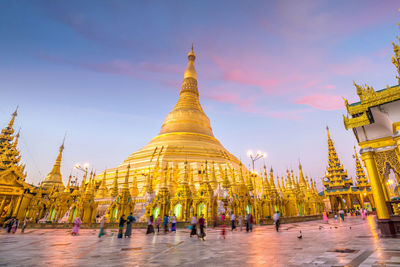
247;150;267;172
74;163;89;177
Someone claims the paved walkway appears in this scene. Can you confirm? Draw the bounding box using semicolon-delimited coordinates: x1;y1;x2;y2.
0;216;399;266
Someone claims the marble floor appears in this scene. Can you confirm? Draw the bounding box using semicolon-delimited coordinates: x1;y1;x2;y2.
0;216;399;267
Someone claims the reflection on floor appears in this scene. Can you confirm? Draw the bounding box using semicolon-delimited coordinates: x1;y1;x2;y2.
0;216;399;266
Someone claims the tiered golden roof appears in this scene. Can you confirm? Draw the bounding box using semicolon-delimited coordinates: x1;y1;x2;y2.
353;146;370;188
0;107;26;179
323;127;352;189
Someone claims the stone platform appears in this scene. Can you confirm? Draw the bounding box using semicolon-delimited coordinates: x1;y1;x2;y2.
1;216;400;266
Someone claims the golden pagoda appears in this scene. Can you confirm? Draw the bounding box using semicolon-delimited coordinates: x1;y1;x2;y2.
97;46;242;192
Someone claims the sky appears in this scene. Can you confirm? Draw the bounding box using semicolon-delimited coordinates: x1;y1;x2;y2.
0;0;399;188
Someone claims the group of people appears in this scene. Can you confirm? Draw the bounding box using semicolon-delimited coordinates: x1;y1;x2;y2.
227;212;255;233
189;214;206;240
117;212;136;238
68;211;280;239
322;208;369;224
145;213;178;234
3;218;28;234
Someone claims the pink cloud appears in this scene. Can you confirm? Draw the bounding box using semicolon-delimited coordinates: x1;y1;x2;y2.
324;84;336;90
294;94;345;111
210;55;279;93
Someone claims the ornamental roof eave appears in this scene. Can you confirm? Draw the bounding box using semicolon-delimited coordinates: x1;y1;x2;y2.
343;84;400;130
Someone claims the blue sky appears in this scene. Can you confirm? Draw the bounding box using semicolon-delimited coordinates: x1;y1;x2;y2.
1;0;399;187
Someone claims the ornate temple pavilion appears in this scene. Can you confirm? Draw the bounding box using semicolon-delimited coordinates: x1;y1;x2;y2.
343;16;400;236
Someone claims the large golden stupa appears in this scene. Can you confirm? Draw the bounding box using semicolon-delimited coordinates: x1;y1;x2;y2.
98;46;241;193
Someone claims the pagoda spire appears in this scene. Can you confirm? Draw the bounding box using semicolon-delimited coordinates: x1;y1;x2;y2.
323;126;351;190
391;19;400;84
122;164;131;193
269;167;276;189
96;170;110;198
7;106;18;130
263;165;270;188
130;168;139;197
276;176;282;193
210;161;218;189
158;46;214;137
184;44;197;80
354;146;369;187
111;169;119;197
42;138;65;190
222;167;231;189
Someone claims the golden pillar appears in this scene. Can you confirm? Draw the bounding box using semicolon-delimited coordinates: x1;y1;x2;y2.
393;131;400;164
360;148;390;219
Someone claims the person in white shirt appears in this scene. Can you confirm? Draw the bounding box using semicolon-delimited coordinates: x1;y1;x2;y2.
273;211;280;232
170;214;177;232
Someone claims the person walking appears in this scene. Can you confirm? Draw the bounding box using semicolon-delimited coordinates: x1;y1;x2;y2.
230;212;236;231
323;211;329;223
238;215;243;231
220;213;226;239
156;216;161;233
6;218;14;233
118;215;126;238
125;212;135;238
361;209;366;220
248;213;254;232
190;215;197;237
170;214;177;233
11;219;19;234
71;217;82;236
146;215;155;234
98;216;106;238
339;209;345;222
273;211;281;232
246;213;250;232
198;214;206;241
21;218;28;233
163;214;169;233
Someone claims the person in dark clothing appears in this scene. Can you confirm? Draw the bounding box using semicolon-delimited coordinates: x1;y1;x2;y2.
198;214;206;241
118;215;126;238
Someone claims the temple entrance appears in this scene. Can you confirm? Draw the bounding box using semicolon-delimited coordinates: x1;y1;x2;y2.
50;209;56;221
153;206;159;219
71;208;77;222
174;204;182;219
384;167;399;199
197;203;205;217
246;204;252;214
112;208;118;221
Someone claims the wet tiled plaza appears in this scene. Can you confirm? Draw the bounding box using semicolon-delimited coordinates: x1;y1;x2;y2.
0;216;399;266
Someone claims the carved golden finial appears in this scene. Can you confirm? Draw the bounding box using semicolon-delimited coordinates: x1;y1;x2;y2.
326;126;331;139
184;44;197;79
392;39;400;84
